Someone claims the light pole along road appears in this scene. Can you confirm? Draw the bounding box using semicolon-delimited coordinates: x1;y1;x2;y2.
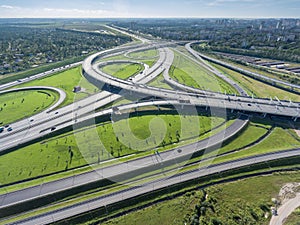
0;26;299;224
11;148;300;225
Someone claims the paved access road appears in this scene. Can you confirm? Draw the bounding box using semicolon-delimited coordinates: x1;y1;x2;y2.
270;193;300;225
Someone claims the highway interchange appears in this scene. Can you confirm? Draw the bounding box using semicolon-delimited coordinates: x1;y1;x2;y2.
0;26;299;224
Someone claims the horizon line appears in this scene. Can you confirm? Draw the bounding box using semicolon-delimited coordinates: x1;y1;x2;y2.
0;17;299;19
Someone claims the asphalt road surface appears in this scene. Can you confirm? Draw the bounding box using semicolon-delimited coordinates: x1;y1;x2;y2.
270;193;300;225
12;148;300;225
0;115;248;210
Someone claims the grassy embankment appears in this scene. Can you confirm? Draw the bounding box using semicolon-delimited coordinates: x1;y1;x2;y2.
101;49;159;67
170;51;237;94
101;63;144;80
211;62;300;102
0;90;57;126
0;113;224;185
100;172;300;225
14;66;100;107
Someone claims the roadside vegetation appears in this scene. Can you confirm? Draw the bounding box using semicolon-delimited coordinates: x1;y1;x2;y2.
0;112;224;185
13;66;100;106
170;51;237;94
213;126;300;165
211;62;300;101
101;49;159;67
148;73;173;90
208;52;300;86
101;63;144;80
0;90;57;126
96;172;300;225
127;49;158;60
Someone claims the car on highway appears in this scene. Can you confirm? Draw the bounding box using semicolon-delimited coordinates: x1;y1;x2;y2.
7;127;13;132
4;124;10;128
51;127;56;131
0;127;4;133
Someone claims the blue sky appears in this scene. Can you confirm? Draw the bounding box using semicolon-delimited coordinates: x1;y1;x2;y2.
0;0;299;18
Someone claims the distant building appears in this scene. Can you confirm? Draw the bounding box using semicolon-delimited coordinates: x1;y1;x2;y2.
73;86;82;93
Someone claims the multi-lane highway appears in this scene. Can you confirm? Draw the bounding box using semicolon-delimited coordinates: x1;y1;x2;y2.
0;43;167;153
83;44;300;119
1;26;300;224
0;62;82;91
186;41;300;92
1;39;299;154
0;115;248;210
11;148;300;225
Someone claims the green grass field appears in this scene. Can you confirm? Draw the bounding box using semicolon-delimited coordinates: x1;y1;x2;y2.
0;90;57;126
101;172;300;225
127;49;158;59
213;126;300;165
14;67;100;106
100;50;158;67
170;51;237;94
0;113;224;185
211;62;300;101
0;56;87;85
148;73;173;90
217;122;271;155
101;63;144;80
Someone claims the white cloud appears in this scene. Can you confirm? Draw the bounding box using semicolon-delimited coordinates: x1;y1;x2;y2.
207;0;255;6
0;5;19;9
41;7;124;17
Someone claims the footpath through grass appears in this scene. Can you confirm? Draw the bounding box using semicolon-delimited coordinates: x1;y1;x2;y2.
0;90;57;126
170;51;237;94
101;63;144;80
13;66;100;107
